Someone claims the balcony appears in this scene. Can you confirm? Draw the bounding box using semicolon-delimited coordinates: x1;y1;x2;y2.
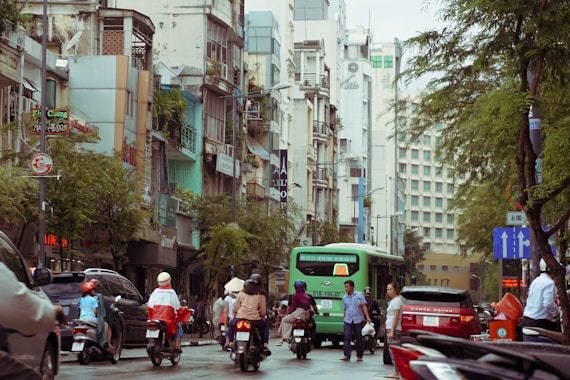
246;179;265;200
295;73;330;94
313;167;329;188
313;121;329;145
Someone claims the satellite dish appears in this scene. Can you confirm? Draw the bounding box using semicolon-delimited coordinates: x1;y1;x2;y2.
66;31;83;52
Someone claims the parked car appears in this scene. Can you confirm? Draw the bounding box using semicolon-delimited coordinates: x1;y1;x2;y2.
0;231;60;379
41;268;148;350
400;285;482;341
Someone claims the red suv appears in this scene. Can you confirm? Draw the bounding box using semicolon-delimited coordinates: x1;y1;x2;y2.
400;286;481;339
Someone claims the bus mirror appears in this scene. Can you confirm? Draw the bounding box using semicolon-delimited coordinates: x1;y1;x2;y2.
333;263;349;276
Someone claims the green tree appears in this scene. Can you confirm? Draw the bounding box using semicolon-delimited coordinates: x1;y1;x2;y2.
400;0;570;343
317;221;352;245
0;0;28;33
403;228;426;285
0;166;37;224
90;153;149;271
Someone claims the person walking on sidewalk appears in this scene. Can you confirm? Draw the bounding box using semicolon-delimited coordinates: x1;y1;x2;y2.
384;282;403;379
340;280;372;362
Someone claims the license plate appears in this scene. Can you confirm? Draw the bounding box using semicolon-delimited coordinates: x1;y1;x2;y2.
236;331;250;341
71;341;84;352
423;316;440;326
221;325;225;332
293;329;305;337
320;300;332;309
146;329;160;338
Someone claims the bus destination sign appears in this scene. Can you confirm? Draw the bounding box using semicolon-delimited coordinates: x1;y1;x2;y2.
299;253;357;263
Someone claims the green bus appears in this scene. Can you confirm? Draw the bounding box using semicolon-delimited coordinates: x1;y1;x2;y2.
288;243;405;347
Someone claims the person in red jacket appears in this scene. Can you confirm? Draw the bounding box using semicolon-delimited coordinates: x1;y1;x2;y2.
147;272;183;352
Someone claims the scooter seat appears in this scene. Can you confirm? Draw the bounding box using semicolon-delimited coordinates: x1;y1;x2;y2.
73;319;98;328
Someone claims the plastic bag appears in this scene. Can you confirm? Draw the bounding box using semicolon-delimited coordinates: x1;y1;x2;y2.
361;322;375;336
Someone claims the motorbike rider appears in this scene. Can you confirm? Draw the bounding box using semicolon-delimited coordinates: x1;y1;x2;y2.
225;274;272;356
0;262;66;380
147;272;183;352
521;259;561;332
275;279;312;346
89;279;115;350
364;286;382;340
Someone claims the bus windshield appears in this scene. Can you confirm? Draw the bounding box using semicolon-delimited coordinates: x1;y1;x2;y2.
296;252;360;277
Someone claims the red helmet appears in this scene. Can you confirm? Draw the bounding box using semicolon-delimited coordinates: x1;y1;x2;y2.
82;281;96;293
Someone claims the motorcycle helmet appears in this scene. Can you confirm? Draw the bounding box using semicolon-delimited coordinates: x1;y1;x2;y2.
249;273;263;285
82;281;96;293
539;258;548;272
293;279;306;289
181;299;188;306
157;271;171;286
364;286;372;294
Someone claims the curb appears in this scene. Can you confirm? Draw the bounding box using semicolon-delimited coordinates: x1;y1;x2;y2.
183;339;218;346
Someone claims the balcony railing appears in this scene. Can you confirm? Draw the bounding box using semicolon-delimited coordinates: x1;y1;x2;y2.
295;73;330;90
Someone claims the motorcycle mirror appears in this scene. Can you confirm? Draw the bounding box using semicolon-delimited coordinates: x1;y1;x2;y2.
115;295;122;303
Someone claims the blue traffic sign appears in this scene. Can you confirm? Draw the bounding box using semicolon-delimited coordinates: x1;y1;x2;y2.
493;227;530;259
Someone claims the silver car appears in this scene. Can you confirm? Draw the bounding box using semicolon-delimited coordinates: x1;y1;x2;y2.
0;231;60;379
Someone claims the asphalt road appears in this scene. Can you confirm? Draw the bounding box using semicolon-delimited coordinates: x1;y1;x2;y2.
58;337;397;379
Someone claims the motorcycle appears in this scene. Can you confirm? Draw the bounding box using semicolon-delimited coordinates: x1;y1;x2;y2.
228;319;267;372
390;330;570;380
216;322;226;349
289;317;312;359
71;295;123;365
145;319;181;367
181;308;195;334
362;321;377;354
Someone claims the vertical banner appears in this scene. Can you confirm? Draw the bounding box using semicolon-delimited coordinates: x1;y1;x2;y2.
279;149;288;209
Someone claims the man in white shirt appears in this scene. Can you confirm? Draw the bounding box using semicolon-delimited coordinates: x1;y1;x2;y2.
521;259;561;332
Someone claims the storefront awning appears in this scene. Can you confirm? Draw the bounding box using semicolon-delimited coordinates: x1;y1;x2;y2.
23;78;40;92
246;137;269;161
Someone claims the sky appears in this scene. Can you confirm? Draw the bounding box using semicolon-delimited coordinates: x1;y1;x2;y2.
345;0;443;44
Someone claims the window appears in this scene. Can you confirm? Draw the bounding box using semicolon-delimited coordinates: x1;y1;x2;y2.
423;166;431;176
453;266;460;272
423;181;431;191
435;122;443;131
423;135;431;145
205;93;225;142
447;198;453;208
447;214;454;224
0;237;29;284
418;264;424;271
399;163;407;173
435;182;443;193
383;55;393;68
399;117;407;127
435;228;443;238
423;150;431;160
399;148;407;158
423;196;431;207
435;212;443;222
447;229;454;239
447;183;455;195
411;103;419;113
435;197;443;208
442;265;448;271
398;132;406;142
411;149;419;159
411;195;419;206
411;164;419;175
207;20;227;64
423;212;431;222
435;167;443;177
126;90;133;117
411;211;419;221
371;55;382;68
430;265;436;271
424;242;431;251
447;168;454;177
411;180;419;190
423;227;431;236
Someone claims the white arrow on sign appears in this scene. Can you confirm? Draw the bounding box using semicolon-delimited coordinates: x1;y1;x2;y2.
518;230;530;258
501;231;509;258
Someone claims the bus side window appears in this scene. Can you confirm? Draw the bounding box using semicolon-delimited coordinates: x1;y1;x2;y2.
333;263;349;276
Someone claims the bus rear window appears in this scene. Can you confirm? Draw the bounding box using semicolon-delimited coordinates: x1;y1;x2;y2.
296;252;359;276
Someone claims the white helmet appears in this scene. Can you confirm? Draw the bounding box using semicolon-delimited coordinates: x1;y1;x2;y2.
539;259;547;272
157;272;171;286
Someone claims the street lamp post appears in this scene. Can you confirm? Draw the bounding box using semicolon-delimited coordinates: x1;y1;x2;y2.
472;274;482;305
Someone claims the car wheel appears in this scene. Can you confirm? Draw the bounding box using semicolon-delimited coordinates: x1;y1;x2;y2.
39;343;56;380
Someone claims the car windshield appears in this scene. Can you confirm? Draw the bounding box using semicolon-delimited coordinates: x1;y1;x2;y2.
42;280;83;302
401;291;471;308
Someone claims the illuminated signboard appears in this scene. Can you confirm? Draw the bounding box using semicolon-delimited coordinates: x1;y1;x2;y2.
31;108;69;136
299;253;357;263
502;278;524;287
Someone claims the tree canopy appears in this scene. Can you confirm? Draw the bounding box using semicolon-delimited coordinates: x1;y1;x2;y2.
399;0;570;343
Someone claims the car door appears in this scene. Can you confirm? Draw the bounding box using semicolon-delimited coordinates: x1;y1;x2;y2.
0;234;49;370
119;277;148;344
